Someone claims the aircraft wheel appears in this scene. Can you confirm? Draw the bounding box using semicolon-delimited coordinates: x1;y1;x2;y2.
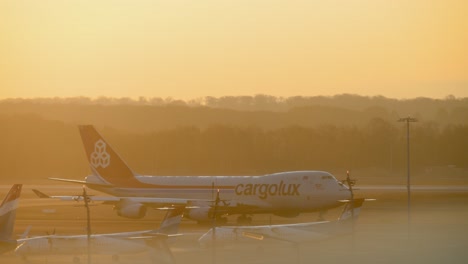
236;215;252;225
197;220;212;226
216;216;228;225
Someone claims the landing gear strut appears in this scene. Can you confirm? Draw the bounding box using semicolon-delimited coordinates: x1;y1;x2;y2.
318;210;327;221
216;216;228;225
236;214;252;225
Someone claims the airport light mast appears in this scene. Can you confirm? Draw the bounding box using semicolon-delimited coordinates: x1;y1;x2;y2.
82;187;92;264
211;184;220;264
398;116;417;238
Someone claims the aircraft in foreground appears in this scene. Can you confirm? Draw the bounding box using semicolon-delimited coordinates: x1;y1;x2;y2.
14;206;184;263
49;125;352;224
0;184;183;263
0;184;22;254
198;198;366;247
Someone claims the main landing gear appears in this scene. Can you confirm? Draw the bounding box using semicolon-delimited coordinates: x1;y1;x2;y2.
318;210;327;221
197;215;228;226
236;214;252;225
216;216;228;225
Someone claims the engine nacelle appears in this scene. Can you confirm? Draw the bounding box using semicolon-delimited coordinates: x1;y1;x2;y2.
114;201;147;219
185;207;211;222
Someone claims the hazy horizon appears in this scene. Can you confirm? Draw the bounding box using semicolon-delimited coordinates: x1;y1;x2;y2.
0;93;467;102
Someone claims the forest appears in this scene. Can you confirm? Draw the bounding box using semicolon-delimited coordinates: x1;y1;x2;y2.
0;95;467;185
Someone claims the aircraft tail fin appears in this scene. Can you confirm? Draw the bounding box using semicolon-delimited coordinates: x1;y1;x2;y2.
338;198;365;221
78;125;145;187
19;225;32;239
0;184;22;242
145;206;185;264
157;206;185;235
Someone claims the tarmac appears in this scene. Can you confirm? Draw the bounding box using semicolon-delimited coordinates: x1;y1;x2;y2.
1;185;467;264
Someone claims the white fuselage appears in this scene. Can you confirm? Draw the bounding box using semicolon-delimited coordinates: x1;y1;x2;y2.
88;171;351;214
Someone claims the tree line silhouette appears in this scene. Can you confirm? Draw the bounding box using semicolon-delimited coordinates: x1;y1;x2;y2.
0;95;466;184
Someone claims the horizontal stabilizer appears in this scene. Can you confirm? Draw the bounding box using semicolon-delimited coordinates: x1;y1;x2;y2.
48;177;111;187
48;178;87;184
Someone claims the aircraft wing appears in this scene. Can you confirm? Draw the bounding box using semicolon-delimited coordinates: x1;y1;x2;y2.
201;198;368;244
120;197;212;206
32;189;211;206
206;224;330;244
244;227;329;243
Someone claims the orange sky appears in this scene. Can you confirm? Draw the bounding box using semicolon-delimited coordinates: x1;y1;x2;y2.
1;0;467;100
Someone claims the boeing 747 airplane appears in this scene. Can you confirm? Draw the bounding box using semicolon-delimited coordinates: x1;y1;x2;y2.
14;207;183;263
49;125;352;224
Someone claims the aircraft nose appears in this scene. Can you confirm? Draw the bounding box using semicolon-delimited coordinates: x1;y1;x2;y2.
339;185;353;201
345;188;353;200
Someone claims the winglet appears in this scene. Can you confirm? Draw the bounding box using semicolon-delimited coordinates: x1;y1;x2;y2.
156;206;185;235
19;225;32;239
32;189;50;198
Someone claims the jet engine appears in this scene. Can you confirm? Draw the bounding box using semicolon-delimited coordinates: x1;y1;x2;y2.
113;200;147;219
185;207;211;222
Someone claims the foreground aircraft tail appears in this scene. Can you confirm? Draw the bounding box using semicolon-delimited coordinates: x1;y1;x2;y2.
78;125;146;187
145;207;185;264
0;184;22;253
338;198;365;222
157;206;185;235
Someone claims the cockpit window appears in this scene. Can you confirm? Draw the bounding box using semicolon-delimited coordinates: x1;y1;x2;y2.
321;175;333;180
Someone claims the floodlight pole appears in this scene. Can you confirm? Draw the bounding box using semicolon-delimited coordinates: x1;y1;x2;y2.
83;187;92;264
211;183;217;264
398;117;417;239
